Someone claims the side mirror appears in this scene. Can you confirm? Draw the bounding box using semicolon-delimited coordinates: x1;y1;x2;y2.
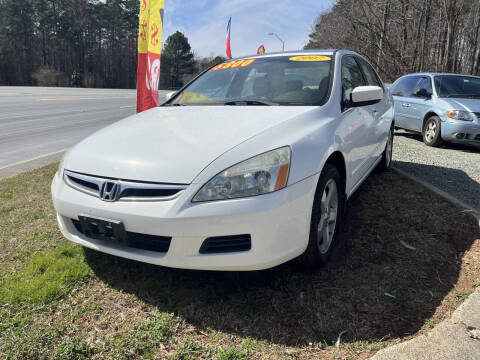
351;86;383;105
416;88;431;98
165;91;177;101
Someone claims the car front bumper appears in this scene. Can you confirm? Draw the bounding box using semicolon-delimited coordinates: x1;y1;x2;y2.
51;171;318;271
441;118;480;146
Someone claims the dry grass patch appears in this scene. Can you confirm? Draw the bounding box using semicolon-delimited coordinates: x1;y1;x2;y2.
0;165;479;359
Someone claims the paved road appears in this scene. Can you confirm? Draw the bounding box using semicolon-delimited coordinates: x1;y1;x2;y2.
0;87;168;177
393;130;480;211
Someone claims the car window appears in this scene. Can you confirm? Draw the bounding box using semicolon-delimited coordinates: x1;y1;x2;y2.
390;76;421;97
356;57;382;88
171;56;333;106
341;56;366;108
434;75;480;98
413;77;432;96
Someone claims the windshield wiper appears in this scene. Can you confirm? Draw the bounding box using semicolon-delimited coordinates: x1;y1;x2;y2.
224;99;278;106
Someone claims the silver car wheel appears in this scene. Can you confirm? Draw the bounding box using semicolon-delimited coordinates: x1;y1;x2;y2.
425;121;437;142
317;179;338;254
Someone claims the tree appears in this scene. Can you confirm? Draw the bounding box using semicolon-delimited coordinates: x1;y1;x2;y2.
160;31;195;89
194;55;226;75
305;0;480;82
0;1;223;89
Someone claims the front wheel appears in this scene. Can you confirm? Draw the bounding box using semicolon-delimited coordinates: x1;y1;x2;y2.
299;164;344;269
423;116;443;147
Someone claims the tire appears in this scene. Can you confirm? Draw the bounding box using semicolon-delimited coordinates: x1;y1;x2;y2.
377;126;393;172
299;163;344;269
422;116;443;147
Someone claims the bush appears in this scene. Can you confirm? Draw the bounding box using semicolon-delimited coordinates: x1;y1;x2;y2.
31;67;67;87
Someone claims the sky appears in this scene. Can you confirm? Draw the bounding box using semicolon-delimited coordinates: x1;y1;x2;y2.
162;0;336;58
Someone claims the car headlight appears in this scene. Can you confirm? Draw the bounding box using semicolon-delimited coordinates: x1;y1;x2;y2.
192;146;291;202
446;110;474;121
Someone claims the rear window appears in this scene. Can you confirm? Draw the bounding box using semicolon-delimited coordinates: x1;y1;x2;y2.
171;55;333;106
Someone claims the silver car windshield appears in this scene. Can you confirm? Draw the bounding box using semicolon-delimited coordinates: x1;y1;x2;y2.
170;55;333;106
434;75;480;98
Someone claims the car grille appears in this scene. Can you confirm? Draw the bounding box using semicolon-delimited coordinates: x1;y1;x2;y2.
71;219;172;252
474;112;480;120
199;235;251;254
64;170;188;201
475;134;480;141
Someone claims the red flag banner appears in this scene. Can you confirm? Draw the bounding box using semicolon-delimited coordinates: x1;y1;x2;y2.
226;17;232;59
137;0;164;113
257;45;265;55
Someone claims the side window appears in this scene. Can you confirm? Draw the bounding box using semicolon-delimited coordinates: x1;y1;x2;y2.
390;76;421;97
357;57;382;88
341;56;366;108
413;77;432;96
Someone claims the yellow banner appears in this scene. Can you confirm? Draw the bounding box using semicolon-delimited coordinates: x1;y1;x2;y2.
138;0;164;55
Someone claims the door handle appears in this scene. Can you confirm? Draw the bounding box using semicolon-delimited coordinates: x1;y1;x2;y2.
402;103;411;107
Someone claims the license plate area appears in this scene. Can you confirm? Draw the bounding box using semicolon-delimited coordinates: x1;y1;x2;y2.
78;215;127;246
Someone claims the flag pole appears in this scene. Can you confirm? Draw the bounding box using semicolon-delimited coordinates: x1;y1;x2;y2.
226;17;232;59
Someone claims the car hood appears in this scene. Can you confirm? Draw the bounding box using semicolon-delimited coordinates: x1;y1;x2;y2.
63;106;315;183
444;98;480;112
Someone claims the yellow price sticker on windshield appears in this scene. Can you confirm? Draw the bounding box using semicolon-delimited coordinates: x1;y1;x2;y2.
210;59;256;71
289;55;331;62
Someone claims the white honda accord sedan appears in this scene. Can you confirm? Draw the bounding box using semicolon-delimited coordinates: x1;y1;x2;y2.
51;50;394;270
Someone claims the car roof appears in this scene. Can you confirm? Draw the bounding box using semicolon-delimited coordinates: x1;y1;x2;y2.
400;72;480;78
231;49;359;61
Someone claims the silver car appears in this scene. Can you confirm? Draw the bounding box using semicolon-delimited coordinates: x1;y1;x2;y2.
390;73;480;147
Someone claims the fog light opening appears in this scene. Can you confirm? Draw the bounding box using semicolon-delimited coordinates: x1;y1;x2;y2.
456;133;466;139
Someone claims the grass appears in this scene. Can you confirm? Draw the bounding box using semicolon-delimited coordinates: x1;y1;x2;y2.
98;312;176;359
0;245;92;304
453;290;473;302
0;163;479;359
51;338;95;360
172;338;215;360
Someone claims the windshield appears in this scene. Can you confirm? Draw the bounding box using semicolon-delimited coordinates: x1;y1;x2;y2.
434;75;480;98
169;55;333;106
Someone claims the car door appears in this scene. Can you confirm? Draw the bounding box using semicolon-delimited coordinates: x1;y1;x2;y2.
339;56;377;189
356;56;390;159
390;76;422;130
407;76;433;131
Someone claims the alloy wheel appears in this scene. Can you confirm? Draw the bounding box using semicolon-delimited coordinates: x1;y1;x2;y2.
425;120;437;142
317;179;338;254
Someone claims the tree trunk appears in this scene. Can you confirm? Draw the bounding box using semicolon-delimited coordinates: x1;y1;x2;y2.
376;0;390;73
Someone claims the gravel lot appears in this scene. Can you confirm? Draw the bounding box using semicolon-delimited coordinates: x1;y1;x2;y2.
392;130;480;211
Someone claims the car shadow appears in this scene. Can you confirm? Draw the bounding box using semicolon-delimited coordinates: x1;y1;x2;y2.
395;130;480;153
84;171;480;346
392;160;480;212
